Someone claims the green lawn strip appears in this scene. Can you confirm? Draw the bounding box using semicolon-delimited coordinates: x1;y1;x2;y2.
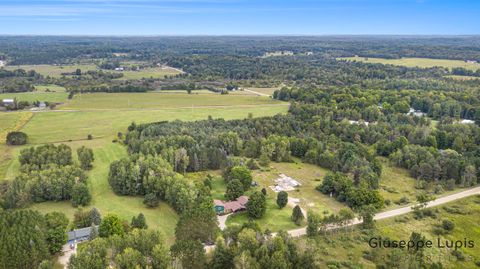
339;56;480;71
60;92;283;110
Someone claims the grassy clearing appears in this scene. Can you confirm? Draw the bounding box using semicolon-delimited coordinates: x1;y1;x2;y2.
226;160;346;231
4;64;98;78
252;160;346;215
114;67;182;80
378;159;419;209
0;92;68;103
339;56;480;71
186;160;345;232
60;92;284;110
34;84;67;92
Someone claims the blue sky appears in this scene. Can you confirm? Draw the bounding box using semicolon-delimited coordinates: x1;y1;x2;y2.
0;0;479;35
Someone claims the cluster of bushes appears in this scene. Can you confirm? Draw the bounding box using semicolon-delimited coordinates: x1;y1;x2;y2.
0;144;94;209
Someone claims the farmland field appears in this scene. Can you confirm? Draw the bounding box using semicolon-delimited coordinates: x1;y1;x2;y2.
4;64;98;77
0;92;68;103
339;56;480;71
60;92;284;110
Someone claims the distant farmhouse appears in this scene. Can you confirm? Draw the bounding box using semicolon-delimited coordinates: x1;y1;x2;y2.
214;196;249;215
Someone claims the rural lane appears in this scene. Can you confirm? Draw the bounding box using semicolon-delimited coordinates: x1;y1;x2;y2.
285;186;480;237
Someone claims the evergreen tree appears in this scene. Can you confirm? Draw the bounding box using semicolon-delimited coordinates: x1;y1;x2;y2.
291;205;305;225
131;213;148;229
89;207;102;225
276;191;288;208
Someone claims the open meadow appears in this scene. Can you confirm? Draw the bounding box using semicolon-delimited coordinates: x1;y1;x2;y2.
4;64;98;77
339;56;480;71
60;92;283;110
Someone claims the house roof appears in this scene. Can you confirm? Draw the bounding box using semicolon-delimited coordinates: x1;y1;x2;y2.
67;226;98;241
214;196;249;212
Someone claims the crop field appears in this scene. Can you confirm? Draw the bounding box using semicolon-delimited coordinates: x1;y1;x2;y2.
60;92;284;110
4;64;98;77
0;91;68;103
339;56;480;71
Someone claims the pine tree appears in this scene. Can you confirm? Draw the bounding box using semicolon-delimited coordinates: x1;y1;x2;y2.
291;205;305;225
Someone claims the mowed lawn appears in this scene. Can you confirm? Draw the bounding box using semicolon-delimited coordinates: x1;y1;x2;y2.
60;92;284;110
339;56;480;71
0;92;68;103
4;64;98;78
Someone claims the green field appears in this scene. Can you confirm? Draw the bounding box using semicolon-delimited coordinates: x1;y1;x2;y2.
4;64;98;78
339;56;480;71
115;67;182;80
60;92;283;110
34;84;67;92
0;92;68;103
